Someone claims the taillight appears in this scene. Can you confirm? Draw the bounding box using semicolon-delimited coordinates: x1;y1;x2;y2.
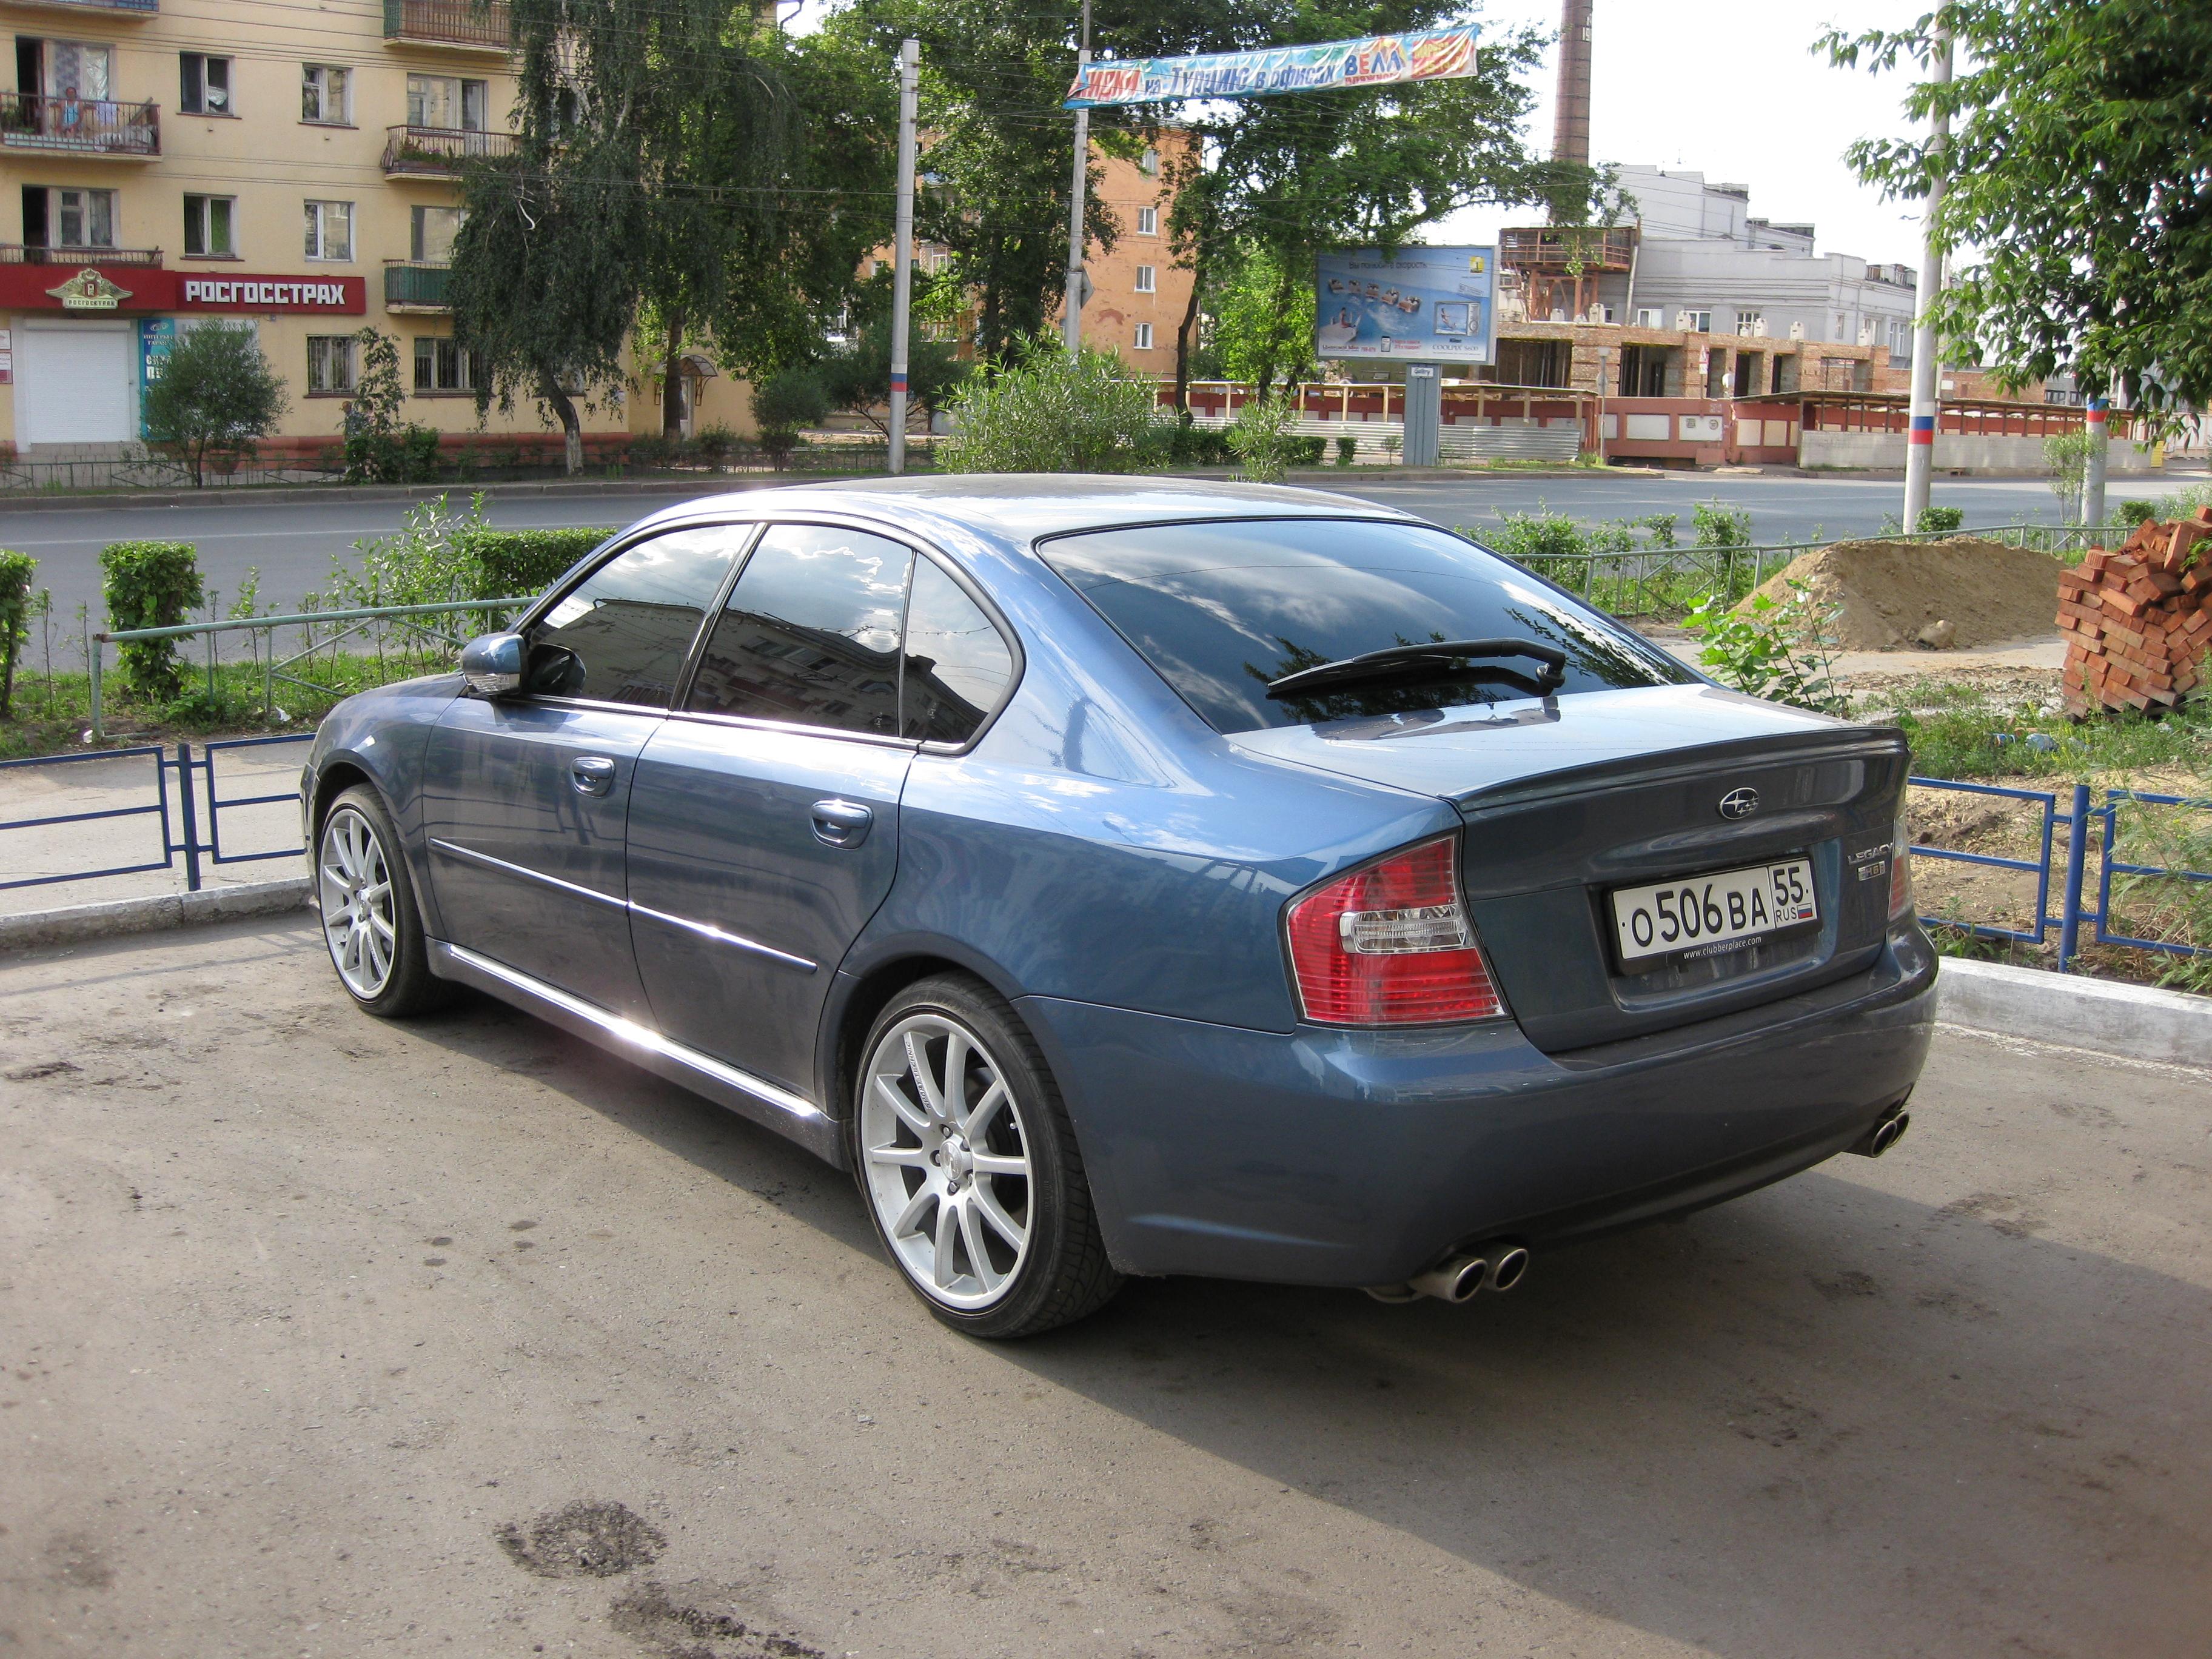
1888;814;1914;920
1285;834;1507;1025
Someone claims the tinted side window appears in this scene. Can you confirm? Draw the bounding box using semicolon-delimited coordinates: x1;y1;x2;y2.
902;558;1014;743
528;526;744;707
687;525;910;736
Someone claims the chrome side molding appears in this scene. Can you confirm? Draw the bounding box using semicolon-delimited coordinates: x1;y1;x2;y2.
427;940;845;1168
429;837;817;972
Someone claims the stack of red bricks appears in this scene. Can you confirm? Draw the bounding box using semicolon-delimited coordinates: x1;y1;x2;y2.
2055;506;2212;715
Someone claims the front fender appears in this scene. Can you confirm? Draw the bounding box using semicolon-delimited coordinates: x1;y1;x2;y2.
303;675;460;933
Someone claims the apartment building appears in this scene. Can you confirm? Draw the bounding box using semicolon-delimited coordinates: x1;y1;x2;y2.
0;0;618;456
1068;134;1191;370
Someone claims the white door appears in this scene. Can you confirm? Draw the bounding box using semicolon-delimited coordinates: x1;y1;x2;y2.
16;324;135;446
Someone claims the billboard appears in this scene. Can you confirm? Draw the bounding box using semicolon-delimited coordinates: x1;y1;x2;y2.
1316;246;1496;363
1065;27;1478;108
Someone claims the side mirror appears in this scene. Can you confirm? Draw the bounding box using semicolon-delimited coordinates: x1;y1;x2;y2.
460;631;525;696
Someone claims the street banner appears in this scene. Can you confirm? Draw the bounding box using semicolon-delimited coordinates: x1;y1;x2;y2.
1064;26;1479;108
1316;246;1496;363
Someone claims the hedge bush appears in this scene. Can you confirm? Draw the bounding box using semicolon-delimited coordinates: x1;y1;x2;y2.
101;540;204;700
0;548;34;719
458;528;615;600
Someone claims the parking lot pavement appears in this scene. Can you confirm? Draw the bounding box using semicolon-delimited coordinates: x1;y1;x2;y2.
3;922;2208;1658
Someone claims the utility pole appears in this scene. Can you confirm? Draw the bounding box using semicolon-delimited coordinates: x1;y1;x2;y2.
1902;20;1952;532
1062;0;1091;358
887;38;918;475
2083;397;2108;529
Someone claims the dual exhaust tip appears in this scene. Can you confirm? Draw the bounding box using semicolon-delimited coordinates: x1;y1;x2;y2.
1850;1100;1913;1159
1367;1242;1530;1306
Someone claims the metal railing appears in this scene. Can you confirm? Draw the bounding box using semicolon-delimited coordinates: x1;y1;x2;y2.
87;596;529;741
383;0;511;47
383;258;451;309
0;94;161;156
381;124;515;173
1909;778;2212;969
0;242;164;265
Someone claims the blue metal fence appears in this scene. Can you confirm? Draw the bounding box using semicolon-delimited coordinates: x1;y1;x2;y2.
0;734;313;897
1909;777;2212;970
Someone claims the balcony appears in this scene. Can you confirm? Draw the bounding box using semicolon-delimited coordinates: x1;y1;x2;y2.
384;259;451;312
0;94;159;158
1;242;163;265
383;0;511;52
3;0;158;13
382;124;515;177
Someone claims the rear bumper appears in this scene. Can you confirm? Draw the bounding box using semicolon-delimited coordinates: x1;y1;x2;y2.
1017;923;1938;1287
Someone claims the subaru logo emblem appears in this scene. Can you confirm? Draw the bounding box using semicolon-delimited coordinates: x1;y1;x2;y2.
1718;787;1760;820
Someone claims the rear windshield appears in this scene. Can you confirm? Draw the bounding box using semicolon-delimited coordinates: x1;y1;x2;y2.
1042;517;1695;733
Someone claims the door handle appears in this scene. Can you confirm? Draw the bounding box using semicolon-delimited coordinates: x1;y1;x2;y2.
811;798;874;848
570;756;617;797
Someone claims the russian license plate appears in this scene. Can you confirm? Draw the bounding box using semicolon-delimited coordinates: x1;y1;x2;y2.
1610;858;1817;970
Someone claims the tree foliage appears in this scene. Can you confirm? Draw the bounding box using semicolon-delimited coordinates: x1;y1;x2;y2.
140;324;287;486
816;323;971;436
450;0;894;469
1823;2;2212;426
1207;241;1318;401
342;329;440;483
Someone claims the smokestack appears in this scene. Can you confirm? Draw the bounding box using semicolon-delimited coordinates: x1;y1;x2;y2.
1552;0;1592;171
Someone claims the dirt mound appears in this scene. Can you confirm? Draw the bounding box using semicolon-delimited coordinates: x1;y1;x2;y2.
1744;536;2064;651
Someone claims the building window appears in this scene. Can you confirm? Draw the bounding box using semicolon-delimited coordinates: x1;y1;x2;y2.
1134;264;1156;293
303;200;354;261
307;335;359;395
183;193;236;257
414;337;486;394
52;187;116;249
1136;205;1157;236
1134;322;1153;350
1678;309;1712;333
302;64;351;125
411;204;465;263
1140;146;1159;175
407;75;488;132
179;53;233;116
1737;310;1763;337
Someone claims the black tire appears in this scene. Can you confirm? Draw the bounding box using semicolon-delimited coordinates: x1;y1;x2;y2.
315;783;451;1019
850;973;1122;1338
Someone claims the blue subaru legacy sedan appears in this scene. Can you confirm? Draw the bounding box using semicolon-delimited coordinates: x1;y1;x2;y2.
302;477;1935;1336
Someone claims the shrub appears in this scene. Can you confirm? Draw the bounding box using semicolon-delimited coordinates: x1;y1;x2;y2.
751;370;830;444
101;540;204;701
459;526;616;600
2117;498;2157;527
1691;500;1753;548
1335;434;1358;466
1164;420;1235;466
335;494;488;611
1683;577;1845;714
341;329;441;483
1225;397;1301;483
695;421;740;462
940;345;1167;473
0;548;33;719
2044;429;2097;524
1915;504;1966;534
627;434;674;469
141;324;287;487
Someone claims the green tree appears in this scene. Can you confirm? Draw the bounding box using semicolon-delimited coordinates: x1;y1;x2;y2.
939;343;1165;472
1208;241;1318;403
750;367;832;463
0;549;33;720
452;1;893;472
815;323;971;439
342;328;439;483
1823;2;2212;426
140;324;287;487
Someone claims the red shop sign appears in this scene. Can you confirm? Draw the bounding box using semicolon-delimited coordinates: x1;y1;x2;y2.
0;264;365;315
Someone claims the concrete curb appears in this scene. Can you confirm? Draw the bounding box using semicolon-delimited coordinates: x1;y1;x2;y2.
1937;956;2210;1068
0;879;312;953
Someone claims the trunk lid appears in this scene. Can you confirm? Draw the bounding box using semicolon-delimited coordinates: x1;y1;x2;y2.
1230;686;1911;1052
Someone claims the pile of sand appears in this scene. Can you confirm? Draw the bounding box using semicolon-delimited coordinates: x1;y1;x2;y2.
1742;536;2065;651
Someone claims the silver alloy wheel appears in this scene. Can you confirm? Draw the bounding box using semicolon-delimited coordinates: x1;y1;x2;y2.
318;805;398;1000
860;1013;1034;1310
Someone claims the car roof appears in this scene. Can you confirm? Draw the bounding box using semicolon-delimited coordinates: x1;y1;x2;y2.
642;473;1418;546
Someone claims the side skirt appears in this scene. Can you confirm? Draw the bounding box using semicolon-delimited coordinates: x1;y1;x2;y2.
428;939;847;1169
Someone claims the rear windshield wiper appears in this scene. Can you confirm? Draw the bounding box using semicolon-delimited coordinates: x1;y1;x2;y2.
1265;637;1568;700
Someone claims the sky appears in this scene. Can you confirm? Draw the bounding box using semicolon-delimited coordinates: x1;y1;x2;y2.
1429;0;1938;265
793;0;1943;266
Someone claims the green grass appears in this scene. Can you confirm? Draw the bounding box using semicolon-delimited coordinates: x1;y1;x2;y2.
1881;692;2212;785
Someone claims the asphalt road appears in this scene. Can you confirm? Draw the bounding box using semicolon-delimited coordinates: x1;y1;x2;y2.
4;917;2208;1657
5;468;2205;634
